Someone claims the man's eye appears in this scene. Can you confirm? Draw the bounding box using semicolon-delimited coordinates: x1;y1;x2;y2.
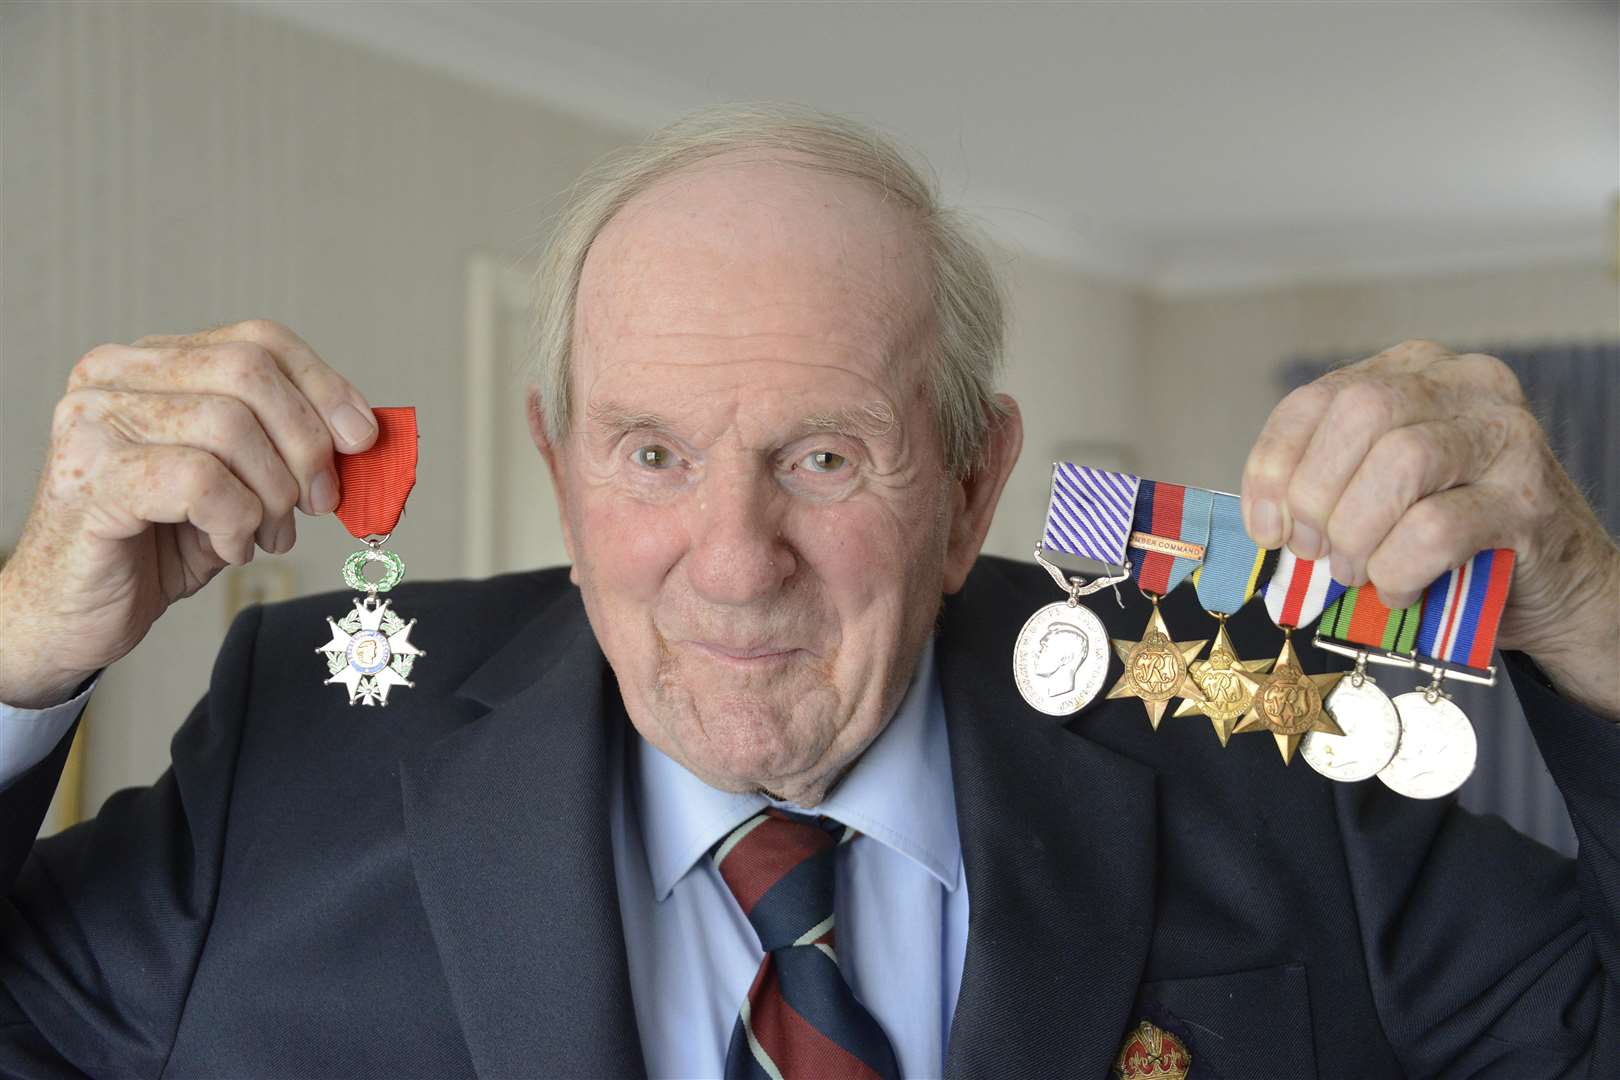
632;445;676;470
800;450;847;474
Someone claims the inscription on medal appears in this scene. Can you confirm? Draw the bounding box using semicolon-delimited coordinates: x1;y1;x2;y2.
1378;690;1477;799
1127;630;1186;700
1257;671;1324;735
1013;601;1111;716
1302;675;1402;782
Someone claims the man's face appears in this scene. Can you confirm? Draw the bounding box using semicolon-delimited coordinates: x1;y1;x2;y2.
536;157;1015;804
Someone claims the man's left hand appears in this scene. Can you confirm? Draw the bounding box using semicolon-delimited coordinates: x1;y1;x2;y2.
1240;339;1619;719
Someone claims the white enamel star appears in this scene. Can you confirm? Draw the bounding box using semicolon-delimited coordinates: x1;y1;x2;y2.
316;598;425;706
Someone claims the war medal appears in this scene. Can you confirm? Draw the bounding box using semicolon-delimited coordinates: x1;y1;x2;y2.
1013;463;1137;716
1173;491;1278;745
315;406;425;707
1235;548;1346;763
1107;481;1213;729
1302;583;1418;782
1378;549;1514;799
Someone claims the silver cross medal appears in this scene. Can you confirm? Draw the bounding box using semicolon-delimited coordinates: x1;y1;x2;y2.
315;542;425;707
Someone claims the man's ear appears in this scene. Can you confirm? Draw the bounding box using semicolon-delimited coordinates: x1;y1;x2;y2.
942;394;1023;595
526;385;580;577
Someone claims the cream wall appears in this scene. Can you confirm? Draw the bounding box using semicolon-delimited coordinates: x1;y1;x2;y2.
1140;264;1619;490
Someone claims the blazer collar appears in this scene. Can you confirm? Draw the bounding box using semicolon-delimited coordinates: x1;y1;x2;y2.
400;586;646;1079
938;570;1159;1079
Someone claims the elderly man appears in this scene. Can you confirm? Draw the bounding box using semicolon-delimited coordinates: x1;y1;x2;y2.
2;106;1617;1079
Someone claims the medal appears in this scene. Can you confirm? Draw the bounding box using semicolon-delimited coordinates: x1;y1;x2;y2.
1302;583;1421;781
314;407;425;707
1014;462;1139;716
1172;492;1278;745
1235;549;1347;762
1107;481;1214;729
1376;549;1515;798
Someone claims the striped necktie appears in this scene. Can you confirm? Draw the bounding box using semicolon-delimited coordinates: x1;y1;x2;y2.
713;808;901;1080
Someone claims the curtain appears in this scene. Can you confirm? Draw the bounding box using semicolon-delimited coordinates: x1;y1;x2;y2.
1280;343;1620;857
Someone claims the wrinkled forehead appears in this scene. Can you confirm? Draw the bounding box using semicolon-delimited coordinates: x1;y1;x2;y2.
573;155;935;397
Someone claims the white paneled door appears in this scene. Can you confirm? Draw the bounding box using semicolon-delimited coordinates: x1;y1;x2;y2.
463;253;572;579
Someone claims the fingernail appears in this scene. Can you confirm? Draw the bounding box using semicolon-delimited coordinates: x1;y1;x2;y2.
311;470;339;514
1290;521;1323;560
1328;553;1353;585
275;518;297;553
1250;498;1281;546
331;402;375;450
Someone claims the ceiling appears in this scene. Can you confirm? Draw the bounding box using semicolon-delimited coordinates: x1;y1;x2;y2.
241;0;1618;292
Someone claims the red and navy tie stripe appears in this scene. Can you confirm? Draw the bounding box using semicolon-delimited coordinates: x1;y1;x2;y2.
714;808;900;1080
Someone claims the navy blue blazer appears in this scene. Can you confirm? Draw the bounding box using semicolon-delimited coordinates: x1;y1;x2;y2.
3;557;1617;1078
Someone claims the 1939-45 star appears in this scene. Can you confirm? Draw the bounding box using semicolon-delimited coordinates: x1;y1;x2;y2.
316;598;425;706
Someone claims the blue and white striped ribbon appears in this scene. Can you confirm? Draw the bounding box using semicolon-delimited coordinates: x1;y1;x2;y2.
1041;462;1140;568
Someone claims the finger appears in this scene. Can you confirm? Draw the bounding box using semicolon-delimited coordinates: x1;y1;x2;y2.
1322;415;1512;587
72;337;355;516
112;444;264;566
217;320;379;455
1363;485;1507;609
1283;375;1447;561
68;388;302;554
1357;338;1454;375
1242;381;1336;549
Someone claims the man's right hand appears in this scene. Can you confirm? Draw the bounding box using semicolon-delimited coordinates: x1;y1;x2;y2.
0;320;377;709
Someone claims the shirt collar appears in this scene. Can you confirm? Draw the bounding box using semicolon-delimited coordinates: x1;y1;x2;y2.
634;636;960;901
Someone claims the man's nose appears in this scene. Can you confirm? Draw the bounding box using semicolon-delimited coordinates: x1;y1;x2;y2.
684;466;796;606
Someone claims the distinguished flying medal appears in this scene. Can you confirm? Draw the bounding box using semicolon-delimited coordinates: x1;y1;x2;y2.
1173;491;1278;745
1377;549;1515;799
1013;462;1137;716
1302;583;1420;782
1235;549;1347;763
1107;480;1213;729
315;406;425;707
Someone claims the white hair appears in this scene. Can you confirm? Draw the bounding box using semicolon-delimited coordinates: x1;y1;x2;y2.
528;102;1008;477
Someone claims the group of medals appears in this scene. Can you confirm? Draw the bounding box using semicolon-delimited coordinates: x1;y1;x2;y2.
1012;463;1515;799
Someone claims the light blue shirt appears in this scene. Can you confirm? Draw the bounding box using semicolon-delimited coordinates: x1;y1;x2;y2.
0;680;95;795
1;640;969;1078
610;636;968;1079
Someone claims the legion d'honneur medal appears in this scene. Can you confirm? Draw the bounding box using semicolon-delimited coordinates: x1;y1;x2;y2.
1173;492;1279;745
1013;462;1137;716
1376;549;1515;799
1235;549;1347;763
314;406;425;707
1107;481;1214;729
1301;583;1418;782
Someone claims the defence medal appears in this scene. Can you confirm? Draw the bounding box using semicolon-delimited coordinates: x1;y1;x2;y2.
1014;462;1136;716
1378;549;1514;799
315;406;425;707
1302;583;1419;781
1173;491;1278;745
1107;480;1214;729
1235;548;1347;763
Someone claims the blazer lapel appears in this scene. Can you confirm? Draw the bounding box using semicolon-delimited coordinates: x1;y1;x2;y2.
400;589;646;1079
939;577;1159;1079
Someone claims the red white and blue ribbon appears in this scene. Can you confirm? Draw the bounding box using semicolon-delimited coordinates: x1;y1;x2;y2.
1414;549;1516;670
1261;548;1348;630
1129;480;1215;595
1042;462;1140;569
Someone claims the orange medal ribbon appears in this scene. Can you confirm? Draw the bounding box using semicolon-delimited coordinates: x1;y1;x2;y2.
334;406;418;539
